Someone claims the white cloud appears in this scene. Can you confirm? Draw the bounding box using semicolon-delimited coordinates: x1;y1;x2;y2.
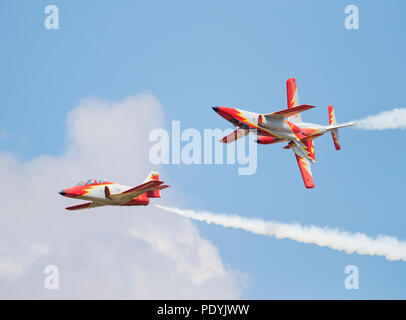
0;94;242;299
0;243;49;281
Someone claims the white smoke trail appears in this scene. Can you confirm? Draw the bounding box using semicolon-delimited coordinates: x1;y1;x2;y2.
156;205;406;262
356;108;406;130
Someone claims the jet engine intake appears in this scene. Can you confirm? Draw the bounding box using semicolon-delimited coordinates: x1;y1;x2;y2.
104;186;111;199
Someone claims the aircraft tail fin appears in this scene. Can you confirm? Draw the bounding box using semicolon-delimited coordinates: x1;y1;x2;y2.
327;106;356;150
144;171;161;198
328;106;341;150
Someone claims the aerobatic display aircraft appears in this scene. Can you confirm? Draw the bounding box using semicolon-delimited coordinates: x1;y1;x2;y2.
212;78;355;188
59;172;169;210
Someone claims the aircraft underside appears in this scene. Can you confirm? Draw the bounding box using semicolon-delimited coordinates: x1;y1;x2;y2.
213;77;355;188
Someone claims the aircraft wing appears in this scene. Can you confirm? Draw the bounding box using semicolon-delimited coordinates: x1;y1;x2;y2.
291;139;315;163
109;180;168;204
285;140;315;189
286;77;302;122
263;104;315;120
293;152;315;189
66;201;106;211
219;129;249;143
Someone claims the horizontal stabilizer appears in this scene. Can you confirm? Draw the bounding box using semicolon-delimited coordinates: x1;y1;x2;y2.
155;184;170;190
327;106;355;150
121;180;164;194
327;121;356;150
146;184;170;198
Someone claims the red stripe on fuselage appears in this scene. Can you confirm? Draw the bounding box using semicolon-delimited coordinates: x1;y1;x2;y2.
216;106;281;138
64;182;114;198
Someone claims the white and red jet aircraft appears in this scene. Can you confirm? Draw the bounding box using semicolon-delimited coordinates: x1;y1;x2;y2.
59;172;169;210
212;78;355;188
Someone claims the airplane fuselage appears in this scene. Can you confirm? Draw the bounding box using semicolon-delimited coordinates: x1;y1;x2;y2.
215;106;329;144
60;180;150;206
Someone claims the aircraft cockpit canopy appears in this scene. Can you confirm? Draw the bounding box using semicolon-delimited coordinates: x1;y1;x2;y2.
76;179;108;186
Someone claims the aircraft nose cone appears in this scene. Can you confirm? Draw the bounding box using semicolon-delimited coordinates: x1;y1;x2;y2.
59;190;66;196
212;106;219;113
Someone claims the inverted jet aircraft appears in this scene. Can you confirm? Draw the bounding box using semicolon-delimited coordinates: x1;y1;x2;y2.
212;78;355;188
59;172;169;210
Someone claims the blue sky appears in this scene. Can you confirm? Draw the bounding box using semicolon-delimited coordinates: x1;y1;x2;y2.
1;0;406;299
